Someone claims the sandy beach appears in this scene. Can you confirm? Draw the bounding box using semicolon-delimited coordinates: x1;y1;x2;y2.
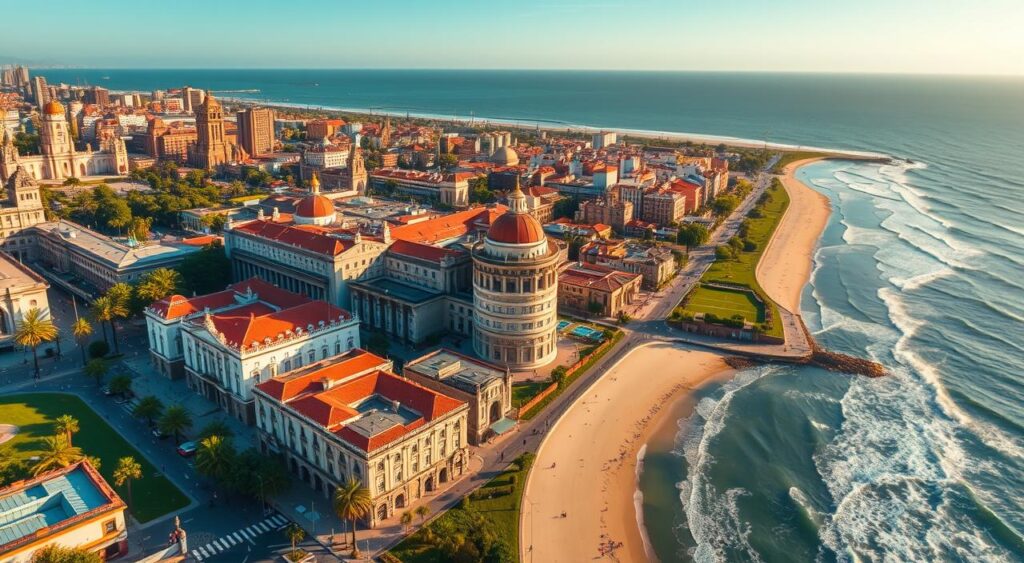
756;158;833;312
520;343;733;562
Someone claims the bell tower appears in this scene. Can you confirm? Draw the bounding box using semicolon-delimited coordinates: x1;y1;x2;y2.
193;93;229;170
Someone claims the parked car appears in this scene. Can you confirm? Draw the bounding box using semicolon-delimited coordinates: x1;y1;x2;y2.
176;441;197;457
102;387;113;396
152;428;169;440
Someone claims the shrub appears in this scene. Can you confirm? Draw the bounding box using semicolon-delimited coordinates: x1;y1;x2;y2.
715;246;734;260
460;495;471;509
88;340;109;359
749;207;764;219
516;452;536;472
508;474;517;486
743;240;757;252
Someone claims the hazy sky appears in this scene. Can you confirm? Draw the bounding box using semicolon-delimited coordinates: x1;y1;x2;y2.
3;0;1023;74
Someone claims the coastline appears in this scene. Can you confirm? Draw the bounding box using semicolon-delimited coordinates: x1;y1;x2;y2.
756;157;833;312
520;343;733;562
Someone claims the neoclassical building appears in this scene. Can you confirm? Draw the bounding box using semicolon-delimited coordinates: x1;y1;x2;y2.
0;101;128;183
253;348;469;527
472;180;560;369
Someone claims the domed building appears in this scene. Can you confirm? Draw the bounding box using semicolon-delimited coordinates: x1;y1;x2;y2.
294;172;337;226
472;179;559;369
490;146;519;166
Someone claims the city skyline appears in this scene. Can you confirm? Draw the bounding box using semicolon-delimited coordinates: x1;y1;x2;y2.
2;0;1024;75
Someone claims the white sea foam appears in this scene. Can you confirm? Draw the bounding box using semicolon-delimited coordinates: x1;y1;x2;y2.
676;367;776;562
634;444;656;562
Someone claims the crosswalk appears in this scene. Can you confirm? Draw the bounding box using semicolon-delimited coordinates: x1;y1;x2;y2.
190;514;289;561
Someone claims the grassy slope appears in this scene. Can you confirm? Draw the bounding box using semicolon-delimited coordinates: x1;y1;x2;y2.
0;393;190;523
771;151;827;174
685;285;764;322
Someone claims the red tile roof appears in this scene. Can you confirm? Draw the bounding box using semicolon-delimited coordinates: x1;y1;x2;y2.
200;300;353;350
256;349;465;452
390;206;506;245
148;277;306;320
388;239;464;263
232;220;353;256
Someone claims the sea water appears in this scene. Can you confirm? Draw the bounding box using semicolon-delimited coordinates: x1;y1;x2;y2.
40;69;1024;560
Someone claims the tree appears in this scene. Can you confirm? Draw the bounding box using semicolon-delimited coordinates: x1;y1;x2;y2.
414;504;431;522
333;478;373;557
92;295;127;354
436;153;458;169
113;457;142;513
159;405;193;445
198;420;234;441
30;544;102;563
88;340;109;359
128;216;151;242
176;242;232;295
84;359;109;387
711;195;740;217
14;308;58;379
728;236;744;256
196;435;236;481
586;300;604;318
715;245;735;261
72;317;92;367
133;396;164;426
676;223;710;255
33;435;83;475
107;374;132;397
54;415;80;447
284;523;306;560
135;268;182;303
468;176;494;204
400;511;413;533
617;311;633;325
550;365;568;388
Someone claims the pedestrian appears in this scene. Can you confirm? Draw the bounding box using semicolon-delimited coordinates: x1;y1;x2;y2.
500;451;504;461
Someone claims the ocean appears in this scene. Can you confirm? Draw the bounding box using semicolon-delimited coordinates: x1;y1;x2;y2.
41;69;1024;561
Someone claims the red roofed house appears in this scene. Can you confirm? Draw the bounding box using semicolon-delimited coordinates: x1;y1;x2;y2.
369;168;473;208
253;348;469;527
558;263;642;318
145;277;360;424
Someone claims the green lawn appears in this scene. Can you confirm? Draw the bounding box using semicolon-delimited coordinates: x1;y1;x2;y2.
0;393;190;523
511;381;549;408
388;457;531;562
675;179;790;337
772;150;827;174
685;285;764;323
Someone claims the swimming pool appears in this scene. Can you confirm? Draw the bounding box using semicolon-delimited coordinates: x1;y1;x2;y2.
570;326;604;341
557;320;571;331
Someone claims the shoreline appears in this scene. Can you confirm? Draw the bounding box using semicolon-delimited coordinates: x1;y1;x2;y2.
100;84;887;158
520;343;733;562
756;157;834;312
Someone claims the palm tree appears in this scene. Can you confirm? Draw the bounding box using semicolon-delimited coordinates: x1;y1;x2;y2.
400;511;413;533
414;504;431;523
133;396;164;426
92;295;127;354
54;415;80;447
158;405;192;445
195;435;235;480
136;268;181;303
284;523;305;559
197;420;234;441
72;317;92;367
33;435;83;475
14;308;58;379
107;374;132;397
113;457;142;513
333;478;372;557
27;544;101;563
84;358;109;387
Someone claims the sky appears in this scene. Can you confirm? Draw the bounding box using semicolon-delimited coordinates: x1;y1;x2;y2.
2;0;1023;75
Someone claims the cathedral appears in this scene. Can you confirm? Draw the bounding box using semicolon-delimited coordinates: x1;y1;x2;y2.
0;100;128;183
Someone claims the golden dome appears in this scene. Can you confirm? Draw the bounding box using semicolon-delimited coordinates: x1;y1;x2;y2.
43;100;65;116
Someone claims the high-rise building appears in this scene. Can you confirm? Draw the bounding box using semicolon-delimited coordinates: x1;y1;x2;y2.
84;86;109;106
15;66;29;87
182;86;205;113
236;107;274;157
32;76;49;109
191;93;229;169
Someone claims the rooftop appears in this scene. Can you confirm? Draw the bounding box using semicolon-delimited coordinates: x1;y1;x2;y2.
255;349;465;452
34;221;202;270
0;461;123;551
0;251;47;294
404;349;506;394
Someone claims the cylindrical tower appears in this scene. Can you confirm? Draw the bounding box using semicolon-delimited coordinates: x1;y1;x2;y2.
472;181;559;369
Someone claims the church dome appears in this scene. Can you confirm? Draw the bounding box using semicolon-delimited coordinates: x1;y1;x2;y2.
43;100;65;116
490;146;519;166
487;211;545;245
295;194;335;219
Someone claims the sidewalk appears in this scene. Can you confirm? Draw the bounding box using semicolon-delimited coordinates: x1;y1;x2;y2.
119;353;256;449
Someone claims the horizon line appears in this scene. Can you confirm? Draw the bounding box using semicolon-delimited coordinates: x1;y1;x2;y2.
14;66;1024;79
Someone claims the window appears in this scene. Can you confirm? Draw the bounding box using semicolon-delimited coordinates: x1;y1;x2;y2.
104;519;116;533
